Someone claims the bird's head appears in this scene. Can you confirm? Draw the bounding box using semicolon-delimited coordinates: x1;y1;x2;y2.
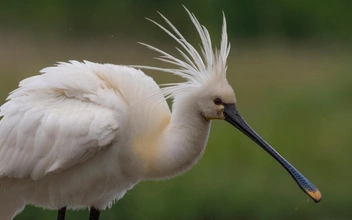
196;77;235;121
135;6;322;203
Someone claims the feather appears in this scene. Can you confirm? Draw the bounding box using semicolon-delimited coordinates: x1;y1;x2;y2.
132;7;231;99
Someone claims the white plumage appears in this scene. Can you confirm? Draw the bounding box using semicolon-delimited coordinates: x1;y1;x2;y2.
0;8;230;219
0;63;171;216
0;7;321;220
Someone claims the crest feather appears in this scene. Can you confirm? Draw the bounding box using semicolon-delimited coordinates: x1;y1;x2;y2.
133;6;231;99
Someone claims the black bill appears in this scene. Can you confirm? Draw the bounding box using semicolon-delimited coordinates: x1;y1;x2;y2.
223;103;321;203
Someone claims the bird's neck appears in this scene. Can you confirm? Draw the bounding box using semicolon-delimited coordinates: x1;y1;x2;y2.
144;96;211;180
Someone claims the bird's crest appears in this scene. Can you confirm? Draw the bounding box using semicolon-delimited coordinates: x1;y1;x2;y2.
134;6;231;100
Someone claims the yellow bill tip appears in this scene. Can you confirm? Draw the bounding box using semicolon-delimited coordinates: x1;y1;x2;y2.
307;189;322;203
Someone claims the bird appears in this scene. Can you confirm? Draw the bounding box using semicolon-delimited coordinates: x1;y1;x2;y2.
0;7;321;220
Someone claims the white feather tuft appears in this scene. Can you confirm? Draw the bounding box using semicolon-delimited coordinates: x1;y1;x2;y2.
133;7;231;100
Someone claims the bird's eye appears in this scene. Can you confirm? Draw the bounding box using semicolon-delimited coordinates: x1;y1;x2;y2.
214;98;222;105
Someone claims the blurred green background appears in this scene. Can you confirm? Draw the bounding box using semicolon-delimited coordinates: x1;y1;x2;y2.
1;0;351;219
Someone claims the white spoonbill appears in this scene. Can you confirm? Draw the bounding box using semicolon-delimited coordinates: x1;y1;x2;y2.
0;7;321;220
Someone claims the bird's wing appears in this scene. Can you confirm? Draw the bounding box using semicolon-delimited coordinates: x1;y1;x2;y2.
0;101;120;180
0;61;132;180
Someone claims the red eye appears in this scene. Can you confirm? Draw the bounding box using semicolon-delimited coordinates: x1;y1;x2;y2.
214;98;222;105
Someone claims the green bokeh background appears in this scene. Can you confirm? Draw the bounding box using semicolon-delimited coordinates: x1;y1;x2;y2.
1;1;351;219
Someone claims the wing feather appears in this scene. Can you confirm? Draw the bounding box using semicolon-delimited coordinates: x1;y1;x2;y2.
0;61;169;180
0;96;120;180
0;62;128;180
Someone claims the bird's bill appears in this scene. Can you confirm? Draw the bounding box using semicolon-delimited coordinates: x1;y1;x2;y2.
223;103;322;203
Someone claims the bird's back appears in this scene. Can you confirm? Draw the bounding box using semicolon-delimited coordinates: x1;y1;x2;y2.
0;60;170;181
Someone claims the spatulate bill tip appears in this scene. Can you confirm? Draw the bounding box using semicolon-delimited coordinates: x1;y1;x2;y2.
306;188;322;203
